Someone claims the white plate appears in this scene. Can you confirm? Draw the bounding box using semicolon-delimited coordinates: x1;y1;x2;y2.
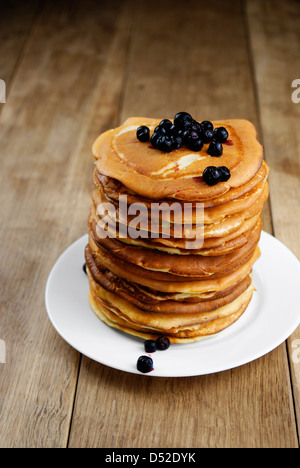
45;232;300;377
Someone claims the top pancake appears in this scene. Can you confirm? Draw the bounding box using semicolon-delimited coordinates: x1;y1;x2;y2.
93;117;264;201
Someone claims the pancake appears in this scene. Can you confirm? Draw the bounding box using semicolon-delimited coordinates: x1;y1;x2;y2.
88;268;254;342
89;215;262;278
93;118;264;201
94;160;269;209
85;245;252;313
92;182;268;240
90;199;261;254
93;169;269;226
88;296;249;343
86;240;260;294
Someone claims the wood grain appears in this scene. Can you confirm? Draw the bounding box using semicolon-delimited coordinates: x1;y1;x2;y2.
0;1;41;88
246;0;300;434
0;0;135;447
0;0;299;448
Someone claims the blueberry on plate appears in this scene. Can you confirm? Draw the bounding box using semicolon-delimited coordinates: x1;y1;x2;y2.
213;126;228;143
144;340;157;353
207;140;223;157
174;112;193;130
218;166;231;182
137;355;154;373
156;336;170;350
136;126;150;142
203;166;222;186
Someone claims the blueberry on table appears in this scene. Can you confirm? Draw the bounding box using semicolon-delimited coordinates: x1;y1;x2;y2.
156;336;170;350
137;355;154;373
207;140;223;157
144;340;157;353
218;166;231;182
203;166;222;186
83;263;87;274
137;126;150;142
213;126;228;143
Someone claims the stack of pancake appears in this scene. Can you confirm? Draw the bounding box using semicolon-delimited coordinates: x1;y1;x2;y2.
85;117;269;343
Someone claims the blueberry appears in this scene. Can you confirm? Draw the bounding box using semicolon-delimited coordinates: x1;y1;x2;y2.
177;128;191;143
218;166;231;182
137;126;150;142
137;355;153;373
190;120;203;134
213;126;228;143
158;119;173;131
188;130;200;140
83;263;87;274
151;132;160;148
186;137;204;152
144;340;157;353
154;125;167;135
173;136;184;149
156;336;170;350
169;124;177;136
203;166;222;186
207;141;223;157
202;129;214;143
174;112;193;130
201;120;213;131
156;135;173;152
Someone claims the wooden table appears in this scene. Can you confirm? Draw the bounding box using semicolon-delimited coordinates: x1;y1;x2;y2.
0;0;299;448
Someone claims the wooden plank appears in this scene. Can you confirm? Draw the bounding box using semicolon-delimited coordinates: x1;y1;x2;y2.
0;0;41;110
246;0;300;439
0;0;135;447
0;1;41;86
70;348;295;448
69;0;298;448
